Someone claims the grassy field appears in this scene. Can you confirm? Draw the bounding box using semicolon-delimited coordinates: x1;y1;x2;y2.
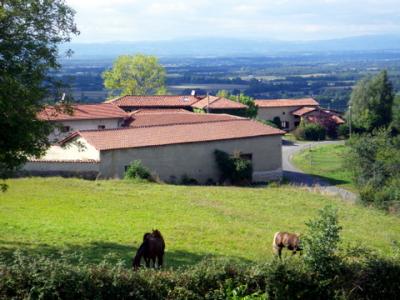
292;143;355;191
1;178;399;268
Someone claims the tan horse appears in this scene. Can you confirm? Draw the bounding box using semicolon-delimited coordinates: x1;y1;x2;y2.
272;232;302;259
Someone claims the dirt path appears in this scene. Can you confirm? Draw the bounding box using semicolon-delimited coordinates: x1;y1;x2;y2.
282;140;357;203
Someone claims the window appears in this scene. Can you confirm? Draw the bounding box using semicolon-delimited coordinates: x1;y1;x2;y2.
61;126;70;133
281;121;289;129
282;111;286;115
98;125;106;130
295;121;300;127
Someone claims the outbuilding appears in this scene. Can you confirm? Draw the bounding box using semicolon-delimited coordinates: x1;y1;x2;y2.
25;111;284;183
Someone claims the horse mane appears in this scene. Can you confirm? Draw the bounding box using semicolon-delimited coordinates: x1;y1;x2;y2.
152;229;164;240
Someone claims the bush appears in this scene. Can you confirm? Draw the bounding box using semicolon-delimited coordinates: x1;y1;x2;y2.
214;150;253;185
1;251;400;299
124;160;152;181
338;124;349;138
303;205;342;278
346;129;400;209
293;123;326;141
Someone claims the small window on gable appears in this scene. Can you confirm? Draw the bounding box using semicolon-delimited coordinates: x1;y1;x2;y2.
98;125;106;130
282;111;286;115
61;126;70;133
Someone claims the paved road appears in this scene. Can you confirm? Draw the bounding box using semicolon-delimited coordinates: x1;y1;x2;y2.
282;139;357;203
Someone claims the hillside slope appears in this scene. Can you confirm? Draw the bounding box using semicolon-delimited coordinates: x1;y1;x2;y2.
0;178;399;267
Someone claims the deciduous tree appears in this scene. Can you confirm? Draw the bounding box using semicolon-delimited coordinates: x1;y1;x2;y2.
102;54;166;97
0;0;78;190
348;70;394;132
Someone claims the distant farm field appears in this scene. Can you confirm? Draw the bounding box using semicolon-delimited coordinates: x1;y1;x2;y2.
0;178;399;268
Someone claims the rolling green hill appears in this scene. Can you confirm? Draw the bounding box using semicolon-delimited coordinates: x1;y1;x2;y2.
0;178;398;268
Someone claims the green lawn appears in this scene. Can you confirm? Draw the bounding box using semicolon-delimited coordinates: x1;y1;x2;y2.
0;178;399;268
292;143;355;191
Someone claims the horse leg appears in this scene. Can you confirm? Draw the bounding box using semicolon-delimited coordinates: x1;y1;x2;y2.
157;255;163;269
144;257;150;268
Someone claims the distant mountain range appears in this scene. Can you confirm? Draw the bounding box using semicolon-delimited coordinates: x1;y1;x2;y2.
60;35;400;59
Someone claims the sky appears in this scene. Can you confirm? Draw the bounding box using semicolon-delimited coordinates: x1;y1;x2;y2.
66;0;400;43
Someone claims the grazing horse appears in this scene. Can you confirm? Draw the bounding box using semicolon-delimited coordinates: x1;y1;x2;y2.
272;232;302;259
132;229;165;269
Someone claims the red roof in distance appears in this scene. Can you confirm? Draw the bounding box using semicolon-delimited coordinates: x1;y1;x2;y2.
255;98;319;108
38;103;128;121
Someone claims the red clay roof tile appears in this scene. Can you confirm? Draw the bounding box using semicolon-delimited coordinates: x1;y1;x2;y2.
106;95;200;108
63;119;284;151
38;103;128;121
255;98;319;108
191;96;247;110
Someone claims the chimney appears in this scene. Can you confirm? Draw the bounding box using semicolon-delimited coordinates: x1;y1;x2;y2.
191;90;196;96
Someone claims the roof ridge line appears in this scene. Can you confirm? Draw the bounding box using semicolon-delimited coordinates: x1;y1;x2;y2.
129;118;248;129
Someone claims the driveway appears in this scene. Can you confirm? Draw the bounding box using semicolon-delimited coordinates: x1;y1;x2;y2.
282;139;357;203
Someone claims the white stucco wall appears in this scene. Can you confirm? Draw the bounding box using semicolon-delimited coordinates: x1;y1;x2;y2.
99;135;282;183
49;118;123;142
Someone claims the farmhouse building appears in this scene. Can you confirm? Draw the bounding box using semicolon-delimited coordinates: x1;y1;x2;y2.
254;98;343;131
25;111;284;183
255;98;319;131
38;103;129;142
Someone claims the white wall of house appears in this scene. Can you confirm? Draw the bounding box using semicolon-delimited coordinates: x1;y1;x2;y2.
257;107;302;131
98;135;282;183
49;118;124;142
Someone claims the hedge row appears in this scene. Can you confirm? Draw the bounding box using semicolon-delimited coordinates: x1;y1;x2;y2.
1;251;399;299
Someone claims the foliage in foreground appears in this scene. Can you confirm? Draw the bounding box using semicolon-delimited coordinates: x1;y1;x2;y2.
1;206;399;299
0;0;78;191
346;129;400;210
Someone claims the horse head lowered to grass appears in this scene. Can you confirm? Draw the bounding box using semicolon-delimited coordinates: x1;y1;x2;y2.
132;229;165;270
272;231;302;259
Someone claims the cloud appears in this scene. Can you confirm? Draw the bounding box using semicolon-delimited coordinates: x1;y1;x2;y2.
66;0;400;42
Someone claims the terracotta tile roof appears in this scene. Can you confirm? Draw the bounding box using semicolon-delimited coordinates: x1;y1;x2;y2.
130;108;189;114
129;111;243;128
291;107;317;116
191;96;247;110
106;95;200;108
38;103;128;121
63;119;284;151
255;98;319;108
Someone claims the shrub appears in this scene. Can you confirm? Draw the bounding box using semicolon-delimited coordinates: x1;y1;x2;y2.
180;174;198;185
338;124;349;138
214;150;253;185
124;160;152;181
346;129;400;209
293;122;326;141
303;205;342;278
272;116;282;129
1;252;400;299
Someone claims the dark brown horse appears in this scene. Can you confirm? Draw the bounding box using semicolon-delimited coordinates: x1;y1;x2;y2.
272;231;302;259
132;229;165;269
